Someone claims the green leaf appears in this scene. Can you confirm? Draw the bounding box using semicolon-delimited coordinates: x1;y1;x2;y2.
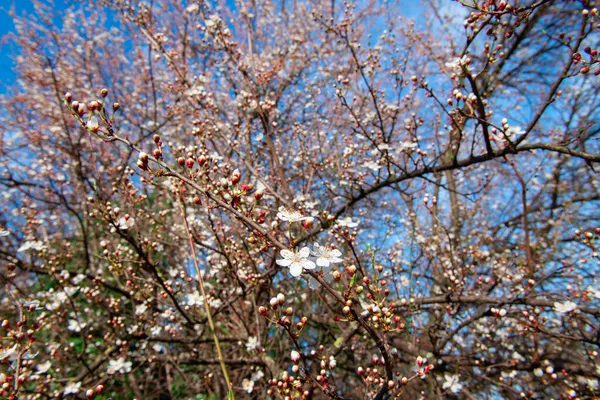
334;336;344;348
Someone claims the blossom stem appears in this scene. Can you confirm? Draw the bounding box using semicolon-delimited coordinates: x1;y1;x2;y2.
179;198;235;398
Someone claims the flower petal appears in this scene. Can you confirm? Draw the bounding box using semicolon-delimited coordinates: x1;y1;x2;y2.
316;258;330;267
302;259;316;270
280;249;294;259
289;263;303;277
298;247;310;258
276;259;292;267
330;249;342;257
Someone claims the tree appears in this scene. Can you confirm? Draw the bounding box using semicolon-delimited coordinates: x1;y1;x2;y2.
0;0;599;398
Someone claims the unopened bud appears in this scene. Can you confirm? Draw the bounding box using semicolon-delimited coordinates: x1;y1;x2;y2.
277;293;286;304
332;271;341;281
101;88;108;98
231;169;241;185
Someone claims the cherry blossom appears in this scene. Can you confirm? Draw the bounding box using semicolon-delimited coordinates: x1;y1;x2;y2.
276;247;316;277
107;358;133;375
553;301;578;314
276;206;311;223
63;381;81;395
442;373;463;394
312;243;343;268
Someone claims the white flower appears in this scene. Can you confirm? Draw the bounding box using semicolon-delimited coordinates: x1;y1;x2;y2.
277;207;310;223
107;357;132;375
533;368;544;377
87;116;99;131
242;378;254;393
312;243;343;268
445;56;468;76
36;360;52;374
291;350;301;363
17;240;46;252
246;336;259;352
135;303;148;315
205;15;221;32
63;382;81;396
363;160;381;172
209;297;223;309
152;343;165;353
0;345;18;361
554;300;577;314
150;325;162;336
512;351;525;362
67;319;86;332
505;126;525;139
587;286;600;299
251;369;264;381
442;373;463;394
23;300;40;310
117;216;135;230
186;3;199;13
72;274;86;285
63;381;81;395
337;217;359;228
187;291;203;307
276;247;316;277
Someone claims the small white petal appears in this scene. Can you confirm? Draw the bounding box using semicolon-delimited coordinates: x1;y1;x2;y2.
298;247;310;258
330;249;342;257
316;258;330;267
289;263;303;277
302;259;316;270
276;259;292;267
280;249;294;259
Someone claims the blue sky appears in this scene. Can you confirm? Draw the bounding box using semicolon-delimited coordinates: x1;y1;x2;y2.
0;0;70;92
0;0;35;91
0;0;424;93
